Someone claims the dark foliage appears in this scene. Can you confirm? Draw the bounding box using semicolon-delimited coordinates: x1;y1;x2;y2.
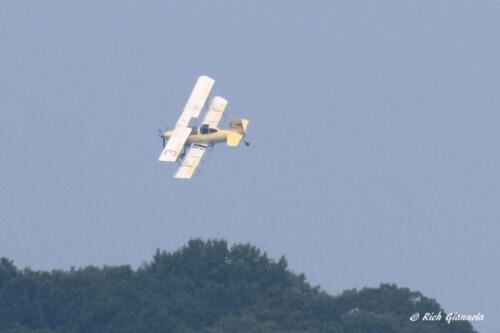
0;240;476;333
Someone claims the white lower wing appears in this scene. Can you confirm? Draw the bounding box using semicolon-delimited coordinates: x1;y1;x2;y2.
158;127;192;162
174;144;207;179
202;96;227;128
176;76;214;128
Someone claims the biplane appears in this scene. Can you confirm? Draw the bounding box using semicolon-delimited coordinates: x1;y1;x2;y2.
158;76;249;179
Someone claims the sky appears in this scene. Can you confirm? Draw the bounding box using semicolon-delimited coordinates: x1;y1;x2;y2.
1;1;499;332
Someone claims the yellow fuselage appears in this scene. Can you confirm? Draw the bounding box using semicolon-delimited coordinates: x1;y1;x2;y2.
163;128;228;145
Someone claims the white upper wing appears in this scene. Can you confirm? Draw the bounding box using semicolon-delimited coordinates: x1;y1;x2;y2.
159;76;214;162
174;144;207;179
158;127;192;162
176;76;214;128
202;96;227;128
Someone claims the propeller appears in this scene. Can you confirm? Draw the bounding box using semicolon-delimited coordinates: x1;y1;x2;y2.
158;128;167;148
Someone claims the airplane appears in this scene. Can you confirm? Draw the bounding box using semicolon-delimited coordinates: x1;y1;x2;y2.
158;75;249;179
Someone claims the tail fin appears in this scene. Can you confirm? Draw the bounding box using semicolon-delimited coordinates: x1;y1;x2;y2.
227;119;249;146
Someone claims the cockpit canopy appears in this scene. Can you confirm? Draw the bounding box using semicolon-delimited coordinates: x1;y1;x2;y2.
199;124;218;135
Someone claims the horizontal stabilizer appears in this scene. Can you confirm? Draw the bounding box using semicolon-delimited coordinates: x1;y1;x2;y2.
227;119;249;146
229;119;249;134
227;131;243;146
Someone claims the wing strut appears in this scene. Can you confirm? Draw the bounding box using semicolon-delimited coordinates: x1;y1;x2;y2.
174;144;208;179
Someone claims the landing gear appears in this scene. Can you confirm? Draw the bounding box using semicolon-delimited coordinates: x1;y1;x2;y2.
180;145;187;159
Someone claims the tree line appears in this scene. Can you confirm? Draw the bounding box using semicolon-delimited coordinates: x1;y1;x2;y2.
0;239;476;332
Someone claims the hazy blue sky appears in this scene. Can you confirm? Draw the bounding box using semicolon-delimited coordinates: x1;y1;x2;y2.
1;1;499;332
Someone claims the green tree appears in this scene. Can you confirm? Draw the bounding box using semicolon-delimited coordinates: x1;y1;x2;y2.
0;239;478;333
